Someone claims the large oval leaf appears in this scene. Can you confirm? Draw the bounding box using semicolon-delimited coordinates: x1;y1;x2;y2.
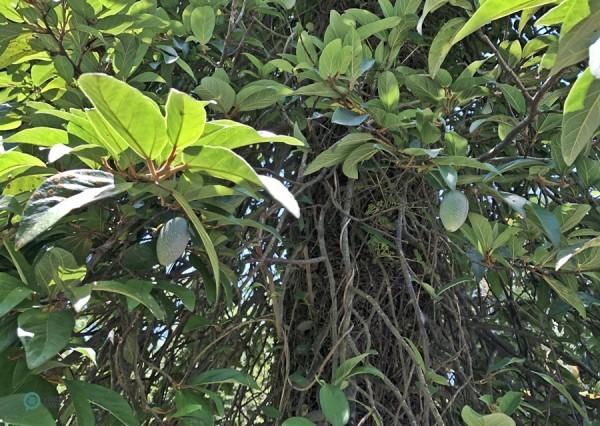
15;170;132;249
319;384;349;426
78;73;168;160
183;145;262;185
156;217;191;266
164;89;207;151
17;309;74;369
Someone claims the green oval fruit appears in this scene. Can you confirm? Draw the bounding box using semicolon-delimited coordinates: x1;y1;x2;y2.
156;217;190;266
440;190;468;232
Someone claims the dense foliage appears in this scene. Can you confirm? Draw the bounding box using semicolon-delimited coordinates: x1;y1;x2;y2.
1;0;600;424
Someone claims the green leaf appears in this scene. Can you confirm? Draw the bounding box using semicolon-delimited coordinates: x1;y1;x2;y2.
0;394;55;426
528;204;561;247
418;0;449;34
500;84;527;114
17;309;74;369
404;74;443;102
452;0;557;44
342;143;382;179
0;151;45;182
561;68;600;165
156;281;196;311
88;280;166;320
0;273;32;317
5;128;70;146
440;191;469;232
428;17;466;78
356;16;401;40
481;413;515;426
15;170;132;249
542;275;586;317
165;89;207;150
319;39;344;78
191;6;215;44
258;175;300;218
332;108;369;126
194;76;236;113
461;405;484;426
468;213;494;253
171;190;220;297
498;391;522;416
551;4;600;74
191;368;259;390
156;217;190;266
235;80;291;111
377;71;400;110
305;133;374;175
184;146;262;185
34;246;86;292
556;236;600;270
78;73;169;160
433;156;497;172
332;351;376;386
195;120;304;149
282;418;316;426
66;380;139;426
319;384;349;426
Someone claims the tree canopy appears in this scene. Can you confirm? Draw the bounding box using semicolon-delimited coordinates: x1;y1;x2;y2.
1;0;600;424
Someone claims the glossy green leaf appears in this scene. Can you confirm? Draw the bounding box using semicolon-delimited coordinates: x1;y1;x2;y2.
551;4;600;74
377;71;399;110
195;120;304;149
183;146;262;185
191;6;215;45
0;151;45;182
356;16;401;40
15;170;132;249
88;280;166;320
561;68;600;165
305;133;374;175
319;384;349;426
78;73;169;160
440;191;469;232
34;246;86;292
165;89;208;150
342;143;382;179
319;39;344;78
194;76;236;113
156;217;190;266
17;309;74;369
428;17;466;78
5;128;69;146
332;351;376;386
453;0;557;44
